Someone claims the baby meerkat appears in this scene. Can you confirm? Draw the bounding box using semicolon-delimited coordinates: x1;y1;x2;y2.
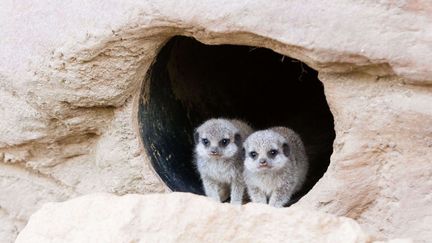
243;127;308;207
194;118;253;204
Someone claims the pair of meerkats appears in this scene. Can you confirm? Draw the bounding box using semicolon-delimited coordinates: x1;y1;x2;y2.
194;118;308;207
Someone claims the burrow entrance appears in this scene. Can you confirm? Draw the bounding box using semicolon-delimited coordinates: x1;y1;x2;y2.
139;36;335;203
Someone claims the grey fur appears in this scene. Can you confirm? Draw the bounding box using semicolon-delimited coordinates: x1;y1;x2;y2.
194;118;253;204
243;127;308;207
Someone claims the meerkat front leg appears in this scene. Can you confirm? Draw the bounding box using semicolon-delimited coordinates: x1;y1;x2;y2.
218;184;230;202
247;186;267;204
202;178;221;202
269;187;293;208
230;180;245;204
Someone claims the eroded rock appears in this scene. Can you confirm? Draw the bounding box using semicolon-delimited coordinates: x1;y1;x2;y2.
15;193;410;243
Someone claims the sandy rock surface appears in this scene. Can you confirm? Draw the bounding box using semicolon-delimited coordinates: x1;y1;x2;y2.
0;0;431;242
14;192;411;243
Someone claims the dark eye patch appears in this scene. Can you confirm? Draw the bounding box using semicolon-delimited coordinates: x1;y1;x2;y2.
249;151;258;159
268;149;279;158
219;138;230;147
202;138;209;146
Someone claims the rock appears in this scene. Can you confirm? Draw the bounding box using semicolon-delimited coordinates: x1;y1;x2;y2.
299;73;432;241
0;0;431;242
0;89;47;147
15;193;410;243
0;164;76;242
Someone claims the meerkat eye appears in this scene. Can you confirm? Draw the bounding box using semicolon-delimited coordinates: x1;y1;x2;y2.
219;138;230;147
268;149;279;158
249;151;258;159
202;138;209;146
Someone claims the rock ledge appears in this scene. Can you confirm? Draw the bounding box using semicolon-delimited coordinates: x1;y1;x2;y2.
16;192;410;243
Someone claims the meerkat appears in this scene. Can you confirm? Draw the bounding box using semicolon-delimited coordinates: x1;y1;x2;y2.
194;118;253;204
242;127;308;207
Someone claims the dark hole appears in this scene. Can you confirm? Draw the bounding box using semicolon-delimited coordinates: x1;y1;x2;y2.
138;36;335;205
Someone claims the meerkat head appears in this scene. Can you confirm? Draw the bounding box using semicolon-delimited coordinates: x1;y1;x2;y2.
243;129;291;172
194;119;242;159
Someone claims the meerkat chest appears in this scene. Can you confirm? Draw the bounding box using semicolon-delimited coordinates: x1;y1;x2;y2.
199;158;237;183
249;171;286;195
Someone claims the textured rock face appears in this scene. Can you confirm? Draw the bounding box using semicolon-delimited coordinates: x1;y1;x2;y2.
15;193;408;243
0;0;431;242
299;74;432;240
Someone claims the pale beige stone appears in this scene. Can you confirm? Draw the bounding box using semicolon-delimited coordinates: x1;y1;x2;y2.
0;0;430;242
299;73;432;241
15;193;411;243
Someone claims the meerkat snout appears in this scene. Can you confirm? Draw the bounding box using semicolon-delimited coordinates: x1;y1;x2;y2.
210;148;219;155
259;159;268;167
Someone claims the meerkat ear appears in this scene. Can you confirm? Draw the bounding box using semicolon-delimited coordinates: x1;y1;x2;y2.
240;148;246;160
234;133;242;147
194;131;200;144
282;143;290;157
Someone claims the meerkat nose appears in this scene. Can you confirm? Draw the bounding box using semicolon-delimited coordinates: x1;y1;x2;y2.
210;148;218;154
259;160;268;166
